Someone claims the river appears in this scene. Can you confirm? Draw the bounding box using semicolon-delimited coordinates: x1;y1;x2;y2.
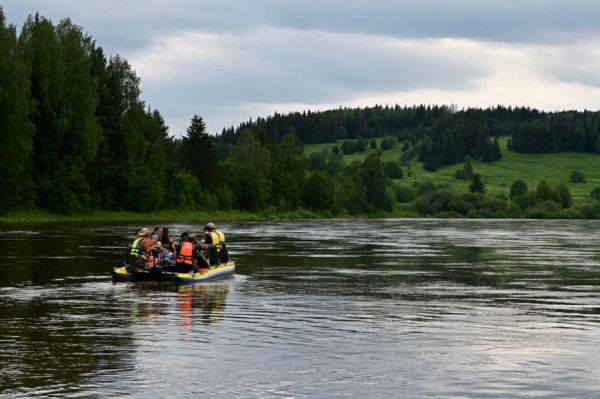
1;219;599;398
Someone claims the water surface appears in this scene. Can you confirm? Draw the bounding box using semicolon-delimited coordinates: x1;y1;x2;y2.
1;219;600;398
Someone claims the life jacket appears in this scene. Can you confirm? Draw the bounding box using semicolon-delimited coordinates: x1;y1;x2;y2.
209;231;222;254
215;230;229;263
177;242;195;265
130;238;148;260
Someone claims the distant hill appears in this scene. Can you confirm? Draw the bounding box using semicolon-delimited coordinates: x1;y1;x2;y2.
218;105;600;172
304;137;600;204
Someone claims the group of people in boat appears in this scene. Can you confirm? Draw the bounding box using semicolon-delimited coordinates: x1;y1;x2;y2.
126;223;229;274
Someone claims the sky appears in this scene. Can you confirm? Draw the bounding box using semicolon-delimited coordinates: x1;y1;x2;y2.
4;1;600;136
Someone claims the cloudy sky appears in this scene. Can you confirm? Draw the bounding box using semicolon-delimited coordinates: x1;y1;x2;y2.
4;1;600;136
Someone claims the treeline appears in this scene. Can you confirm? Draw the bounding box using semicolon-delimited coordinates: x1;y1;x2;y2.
0;10;176;213
219;105;600;171
219;105;520;170
510;111;600;154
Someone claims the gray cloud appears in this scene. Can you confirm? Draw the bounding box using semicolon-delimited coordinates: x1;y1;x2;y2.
4;1;600;135
535;44;600;88
131;29;490;134
5;0;600;54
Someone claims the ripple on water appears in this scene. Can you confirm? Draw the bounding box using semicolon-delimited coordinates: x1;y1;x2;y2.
2;219;600;397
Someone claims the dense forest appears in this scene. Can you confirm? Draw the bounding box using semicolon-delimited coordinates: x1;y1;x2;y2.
3;9;600;219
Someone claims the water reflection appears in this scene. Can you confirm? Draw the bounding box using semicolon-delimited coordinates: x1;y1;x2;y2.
177;283;230;327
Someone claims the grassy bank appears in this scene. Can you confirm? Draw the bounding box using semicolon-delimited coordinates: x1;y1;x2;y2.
305;137;600;205
0;208;424;225
0;209;316;224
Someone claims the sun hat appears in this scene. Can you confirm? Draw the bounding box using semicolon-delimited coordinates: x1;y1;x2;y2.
137;227;150;236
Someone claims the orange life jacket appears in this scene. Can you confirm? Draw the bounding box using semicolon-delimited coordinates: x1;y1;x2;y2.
176;242;194;265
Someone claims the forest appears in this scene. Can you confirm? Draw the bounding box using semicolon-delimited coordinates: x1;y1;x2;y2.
3;9;600;219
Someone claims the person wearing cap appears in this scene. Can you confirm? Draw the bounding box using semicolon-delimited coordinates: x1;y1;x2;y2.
127;227;155;272
202;223;229;266
172;233;210;273
178;231;190;246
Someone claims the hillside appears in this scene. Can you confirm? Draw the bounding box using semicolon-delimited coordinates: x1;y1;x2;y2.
304;137;600;204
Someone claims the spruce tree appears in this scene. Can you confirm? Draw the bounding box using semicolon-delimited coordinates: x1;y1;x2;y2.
181;115;218;190
491;137;502;160
469;173;485;193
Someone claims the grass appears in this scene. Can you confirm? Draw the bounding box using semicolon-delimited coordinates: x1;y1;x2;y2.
304;137;600;204
304;138;405;164
0;209;328;225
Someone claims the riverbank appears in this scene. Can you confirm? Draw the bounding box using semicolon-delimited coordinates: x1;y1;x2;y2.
0;208;423;225
0;209;295;224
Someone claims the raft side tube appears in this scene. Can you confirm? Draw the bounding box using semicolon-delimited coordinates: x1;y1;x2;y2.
176;261;235;284
112;266;177;283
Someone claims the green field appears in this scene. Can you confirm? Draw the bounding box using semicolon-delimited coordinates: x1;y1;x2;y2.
304;137;600;204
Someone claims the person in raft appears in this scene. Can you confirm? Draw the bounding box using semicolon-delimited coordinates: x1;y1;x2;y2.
202;223;229;265
171;233;210;273
127;227;155;273
160;227;177;253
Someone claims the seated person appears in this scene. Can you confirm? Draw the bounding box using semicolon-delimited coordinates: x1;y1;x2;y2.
203;223;229;264
127;227;155;273
168;234;209;273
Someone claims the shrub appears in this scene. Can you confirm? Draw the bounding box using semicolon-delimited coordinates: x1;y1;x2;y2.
590;187;600;200
412;181;438;195
380;136;396;151
556;184;572;208
570;170;586;183
454;168;469;180
384;161;403;179
524;200;562;219
395;186;417;203
580;204;600;219
510;179;528;199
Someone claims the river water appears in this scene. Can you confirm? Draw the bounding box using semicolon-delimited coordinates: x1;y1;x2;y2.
1;219;599;398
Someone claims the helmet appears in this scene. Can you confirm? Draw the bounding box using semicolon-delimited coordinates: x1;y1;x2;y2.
205;222;216;231
180;231;189;239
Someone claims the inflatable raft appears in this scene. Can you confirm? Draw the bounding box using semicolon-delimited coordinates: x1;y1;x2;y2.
112;261;235;284
176;262;235;284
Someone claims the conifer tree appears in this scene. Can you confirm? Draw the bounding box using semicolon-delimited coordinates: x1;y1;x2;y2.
181;115;218;190
490;137;502;160
0;8;34;211
469;173;485;193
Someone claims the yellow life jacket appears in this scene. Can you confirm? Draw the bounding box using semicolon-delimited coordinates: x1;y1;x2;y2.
130;238;148;260
209;231;221;253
